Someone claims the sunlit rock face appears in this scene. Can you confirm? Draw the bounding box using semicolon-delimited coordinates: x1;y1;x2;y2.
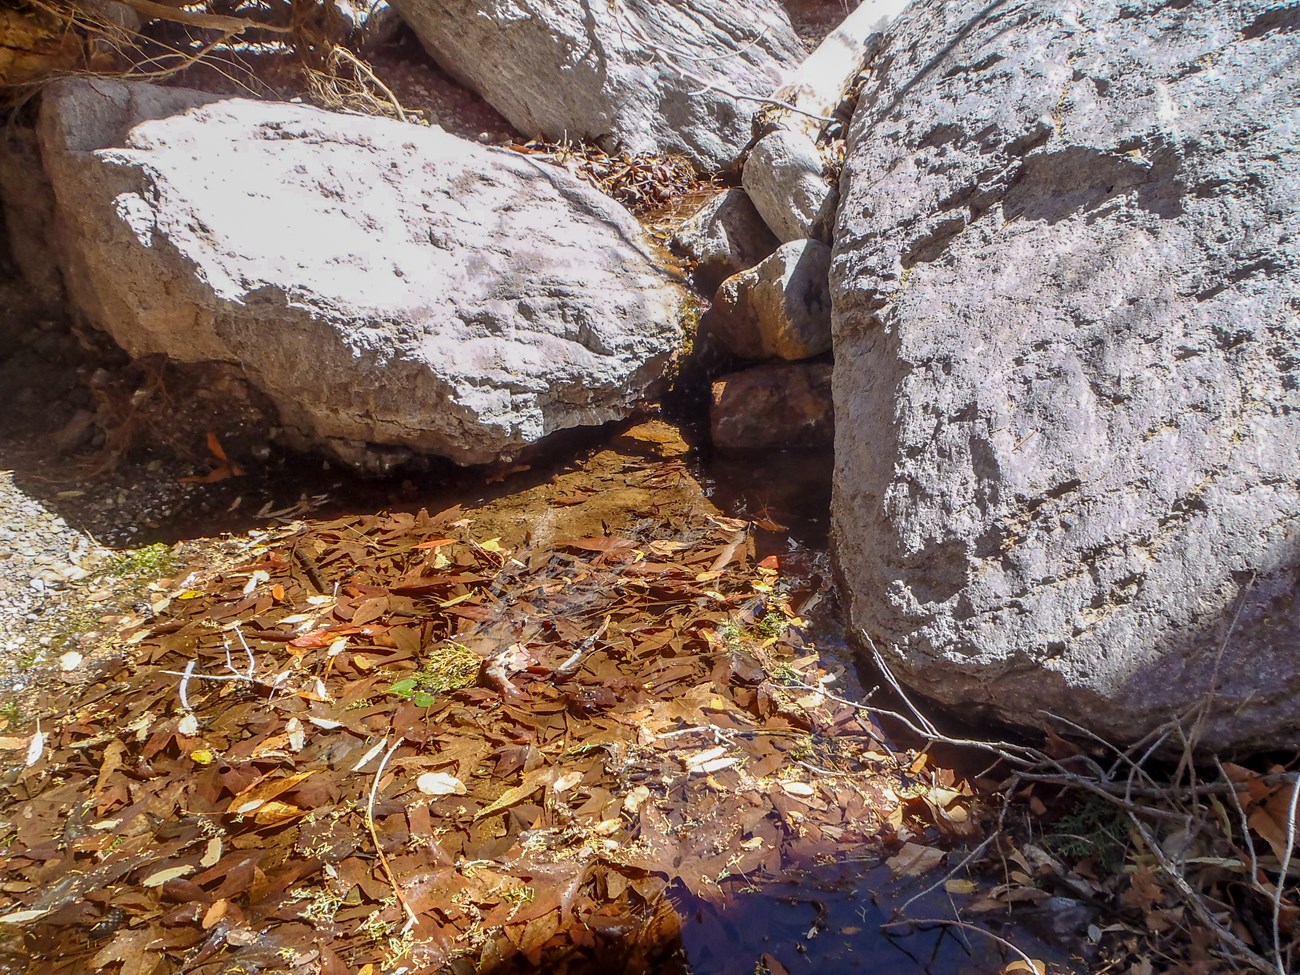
34;79;685;468
830;0;1300;751
387;0;804;173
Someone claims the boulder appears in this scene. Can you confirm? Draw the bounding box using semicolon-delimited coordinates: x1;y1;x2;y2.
831;0;1300;751
711;362;832;453
742;128;836;243
36;78;685;469
706;239;831;361
671;188;778;295
386;0;804;173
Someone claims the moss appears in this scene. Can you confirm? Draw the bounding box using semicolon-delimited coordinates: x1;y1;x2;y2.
100;542;178;581
389;641;481;704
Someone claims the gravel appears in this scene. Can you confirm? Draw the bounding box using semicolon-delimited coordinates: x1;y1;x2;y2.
0;471;100;680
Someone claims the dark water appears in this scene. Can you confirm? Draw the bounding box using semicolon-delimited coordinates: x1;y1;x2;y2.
676;860;1077;975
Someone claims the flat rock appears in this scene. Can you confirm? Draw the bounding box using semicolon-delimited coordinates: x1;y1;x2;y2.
671;188;778;295
706;239;832;361
35;79;686;469
831;0;1300;750
388;0;804;173
711;362;832;453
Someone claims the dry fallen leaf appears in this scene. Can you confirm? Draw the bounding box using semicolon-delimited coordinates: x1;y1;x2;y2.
24;722;44;768
227;769;318;815
417;772;467;796
886;842;945;878
141;864;195;888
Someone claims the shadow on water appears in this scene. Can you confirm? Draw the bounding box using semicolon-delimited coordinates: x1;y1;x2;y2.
673;861;1078;975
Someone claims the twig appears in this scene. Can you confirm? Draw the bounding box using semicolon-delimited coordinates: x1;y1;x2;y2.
178;659;196;713
1128;814;1276;974
863;633;939;737
292;546;327;594
895;830;1001;919
1182;571;1255;773
1215;756;1263;888
1272;772;1300;975
367;737;418;934
882;915;1043;970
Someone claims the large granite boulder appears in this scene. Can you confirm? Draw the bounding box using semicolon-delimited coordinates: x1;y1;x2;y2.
33;79;686;469
387;0;804;173
831;0;1300;750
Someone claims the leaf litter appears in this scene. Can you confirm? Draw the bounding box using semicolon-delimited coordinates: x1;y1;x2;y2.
0;422;982;975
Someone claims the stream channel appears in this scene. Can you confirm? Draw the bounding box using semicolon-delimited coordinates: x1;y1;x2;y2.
1;401;1083;975
202;419;1077;975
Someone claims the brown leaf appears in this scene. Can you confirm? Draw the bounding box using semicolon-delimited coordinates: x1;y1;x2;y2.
90;926;161;975
1249;783;1300;862
885;842;945;877
476;768;554;820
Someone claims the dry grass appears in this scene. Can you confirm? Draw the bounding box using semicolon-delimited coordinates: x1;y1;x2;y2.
1;0;409;119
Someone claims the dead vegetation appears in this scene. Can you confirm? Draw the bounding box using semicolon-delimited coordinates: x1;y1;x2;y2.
0;449;971;974
837;638;1300;975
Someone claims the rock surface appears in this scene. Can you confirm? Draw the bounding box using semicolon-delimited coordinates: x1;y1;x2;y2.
0;127;64;310
671;188;778;295
831;0;1300;750
706;239;832;361
388;0;804;173
35;79;685;469
742;128;836;243
711;362;832;453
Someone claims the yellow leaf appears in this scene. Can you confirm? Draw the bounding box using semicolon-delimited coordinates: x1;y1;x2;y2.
226;769;317;815
476;769;552;820
142;864;195;887
944;879;979;895
253;800;308;826
190;749;215;765
1002;961;1046;975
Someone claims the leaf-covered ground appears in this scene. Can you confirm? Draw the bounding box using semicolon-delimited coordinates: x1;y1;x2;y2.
0;422;967;975
5;417;1290;975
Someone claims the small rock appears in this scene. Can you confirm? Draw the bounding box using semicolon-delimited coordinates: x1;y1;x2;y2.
743;129;837;243
671;188;779;294
705;239;832;361
710;362;833;452
59;651;83;671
